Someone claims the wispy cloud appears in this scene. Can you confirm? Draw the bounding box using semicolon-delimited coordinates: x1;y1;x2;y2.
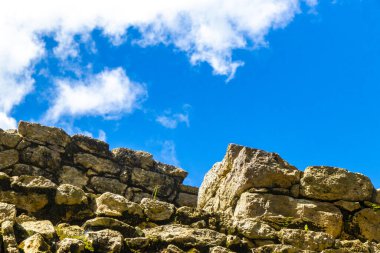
159;140;180;166
156;105;190;129
0;0;317;128
43;68;147;123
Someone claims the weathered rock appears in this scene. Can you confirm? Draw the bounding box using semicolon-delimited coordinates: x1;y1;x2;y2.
131;167;177;197
19;233;51;253
0;129;22;148
327;240;378;253
90;176;127;195
125;187;152;203
176;192;198;207
11;175;57;191
57;238;86;253
0;190;49;212
352;208;380;242
235;218;277;239
0;202;16;223
300;166;374;201
334;200;361;212
209;246;234;253
56;223;85;238
125;237;150;250
234;192;343;238
83;217;138;238
72;134;110;157
112;148;154;169
162;244;186;252
1;220;18;253
95;192;144;218
18;121;71;147
59;166;88;189
21;146;61;171
251;244;300;253
374;189;380;205
156;162;188;180
0;149;19;169
19;220;56;239
140;197;176;221
143;224;226;248
11;163;54;181
75;153;120;175
180;184;199;195
55;184;88;205
278;228;335;251
198;144;300;213
86;229;124;253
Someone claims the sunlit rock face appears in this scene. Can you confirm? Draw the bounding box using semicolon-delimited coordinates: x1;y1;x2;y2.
0;122;379;252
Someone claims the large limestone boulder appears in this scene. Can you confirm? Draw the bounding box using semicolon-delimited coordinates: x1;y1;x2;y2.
74;153;120;175
0;190;49;212
0;202;16;223
55;184;88;205
235;218;277;240
352;208;380;242
234;192;343;238
300;166;374;201
143;224;226;248
198;144;300;213
19;220;56;239
19;233;51;253
0;129;22;148
278;228;335;251
95;192;144;218
140;198;176;221
18;121;71;148
0;149;19;169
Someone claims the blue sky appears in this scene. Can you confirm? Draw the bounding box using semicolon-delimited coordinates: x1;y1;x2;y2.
1;0;379;188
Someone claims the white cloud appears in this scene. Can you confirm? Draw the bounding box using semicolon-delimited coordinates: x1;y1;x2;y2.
159;140;180;166
0;0;317;126
156;106;190;129
43;68;146;123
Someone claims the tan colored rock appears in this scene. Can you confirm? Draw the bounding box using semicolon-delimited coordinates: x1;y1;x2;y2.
57;238;86;253
234;192;343;238
21;146;61;171
140;198;176;221
75;153;120;174
162;244;185;253
72;134;110;156
1;220;18;253
20;220;56;239
176;192;198;207
112;148;154;169
56;223;85;238
59;166;88;189
0;129;22;148
83;217;138;238
11;175;57;191
0;149;19;169
235;218;276;239
86;229;124;253
95;192;144;218
209;246;234;253
156;162;188;179
279;228;334;251
0;202;16;223
374;189;380;205
143;224;226;248
125;237;150;250
352;208;380;242
251;244;299;253
0;190;49;212
89;176;127;195
55;184;88;205
11;163;54;181
131;167;177;197
180;184;199;195
198;144;300;213
18;121;71;147
326;240;377;253
300;166;374;201
19;233;51;253
333;200;361;212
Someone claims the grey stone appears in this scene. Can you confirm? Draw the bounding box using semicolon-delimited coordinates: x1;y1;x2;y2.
59;166;88;189
21;146;61;171
72;134;110;156
11;163;54;181
0;149;19;169
74;153;120;175
0;129;22;148
89;176;127;195
176;192;198;207
140;198;176;221
0;190;49;212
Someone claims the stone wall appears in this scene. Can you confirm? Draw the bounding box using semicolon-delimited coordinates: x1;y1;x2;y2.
0;121;198;207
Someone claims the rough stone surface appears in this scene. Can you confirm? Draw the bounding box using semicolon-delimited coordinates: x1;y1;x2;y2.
235;218;277;239
143;224;227;247
59;166;88;189
75;153;120;175
83;217;138;238
18;121;71;147
352;208;380;242
278;228;335;251
19;233;51;253
57;238;86;253
86;229;124;253
95;192;144;217
0;190;49;212
11;175;57;191
1;220;18;253
175;192;198;207
0;202;16;223
234;192;343;238
140;197;176;221
374;189;380;205
198;144;301;214
90;176;127;195
20;220;56;239
334;200;361;212
0;149;19;169
55;184;88;205
300;166;374;201
72;134;110;157
0;129;22;148
21;146;61;171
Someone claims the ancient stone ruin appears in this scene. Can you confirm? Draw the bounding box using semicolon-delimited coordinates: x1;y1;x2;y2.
0;121;379;252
